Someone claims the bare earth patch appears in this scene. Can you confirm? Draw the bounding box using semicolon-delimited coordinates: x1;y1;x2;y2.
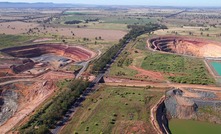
0;71;73;133
129;66;165;81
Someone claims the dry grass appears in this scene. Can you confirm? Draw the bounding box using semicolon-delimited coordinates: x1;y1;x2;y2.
0;21;39;34
37;26;127;41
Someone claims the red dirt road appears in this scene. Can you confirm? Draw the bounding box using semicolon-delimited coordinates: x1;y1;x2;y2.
104;77;221;91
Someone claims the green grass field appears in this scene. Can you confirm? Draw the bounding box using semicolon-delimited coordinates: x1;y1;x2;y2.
0;34;35;49
170;119;221;134
60;86;164;134
141;52;214;85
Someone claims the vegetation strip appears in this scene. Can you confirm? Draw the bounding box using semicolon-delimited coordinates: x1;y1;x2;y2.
91;23;167;74
19;79;89;133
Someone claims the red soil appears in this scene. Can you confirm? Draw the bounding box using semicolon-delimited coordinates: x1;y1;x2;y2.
129;66;165;81
0;71;74;133
1;44;96;62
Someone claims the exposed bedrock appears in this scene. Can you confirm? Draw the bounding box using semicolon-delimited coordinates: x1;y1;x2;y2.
149;36;221;57
0;85;18;126
164;88;221;123
165;89;197;119
1;44;94;62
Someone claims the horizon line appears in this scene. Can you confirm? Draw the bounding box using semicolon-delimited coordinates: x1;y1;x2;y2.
1;1;221;8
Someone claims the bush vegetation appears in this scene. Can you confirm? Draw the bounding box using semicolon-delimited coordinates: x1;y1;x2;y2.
141;52;214;85
65;20;82;24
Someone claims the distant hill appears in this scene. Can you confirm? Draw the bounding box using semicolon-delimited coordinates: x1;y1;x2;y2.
0;2;76;8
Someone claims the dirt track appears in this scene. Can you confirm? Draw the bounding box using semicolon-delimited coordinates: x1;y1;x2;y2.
104;77;221;91
129;66;165;81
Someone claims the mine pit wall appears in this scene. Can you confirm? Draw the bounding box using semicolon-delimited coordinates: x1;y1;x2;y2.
0;87;18;126
0;44;93;61
149;37;202;57
0;58;36;76
164;88;221;128
155;98;171;134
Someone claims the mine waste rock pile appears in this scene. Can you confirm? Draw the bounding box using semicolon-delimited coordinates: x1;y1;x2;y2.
165;89;197;119
0;86;18;126
164;88;221;123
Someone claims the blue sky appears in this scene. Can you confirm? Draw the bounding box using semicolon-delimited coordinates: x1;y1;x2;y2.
1;0;221;7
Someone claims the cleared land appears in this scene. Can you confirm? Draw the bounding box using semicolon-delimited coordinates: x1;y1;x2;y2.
60;86;164;134
0;42;97;133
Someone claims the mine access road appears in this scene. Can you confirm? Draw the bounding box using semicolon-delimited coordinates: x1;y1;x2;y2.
51;40;130;134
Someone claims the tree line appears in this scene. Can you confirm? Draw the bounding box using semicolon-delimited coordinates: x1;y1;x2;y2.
91;23;167;74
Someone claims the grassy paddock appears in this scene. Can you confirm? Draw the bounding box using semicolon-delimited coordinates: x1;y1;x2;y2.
60;86;164;134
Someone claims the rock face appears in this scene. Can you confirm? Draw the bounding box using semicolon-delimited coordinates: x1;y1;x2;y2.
165;88;221;124
149;36;221;57
0;87;18;126
1;44;95;62
164;89;197;119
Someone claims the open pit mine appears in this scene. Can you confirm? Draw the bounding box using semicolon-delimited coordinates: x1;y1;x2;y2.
149;36;221;58
0;43;96;133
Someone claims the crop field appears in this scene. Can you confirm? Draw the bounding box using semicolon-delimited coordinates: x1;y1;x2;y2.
60;86;164;134
170;119;221;134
